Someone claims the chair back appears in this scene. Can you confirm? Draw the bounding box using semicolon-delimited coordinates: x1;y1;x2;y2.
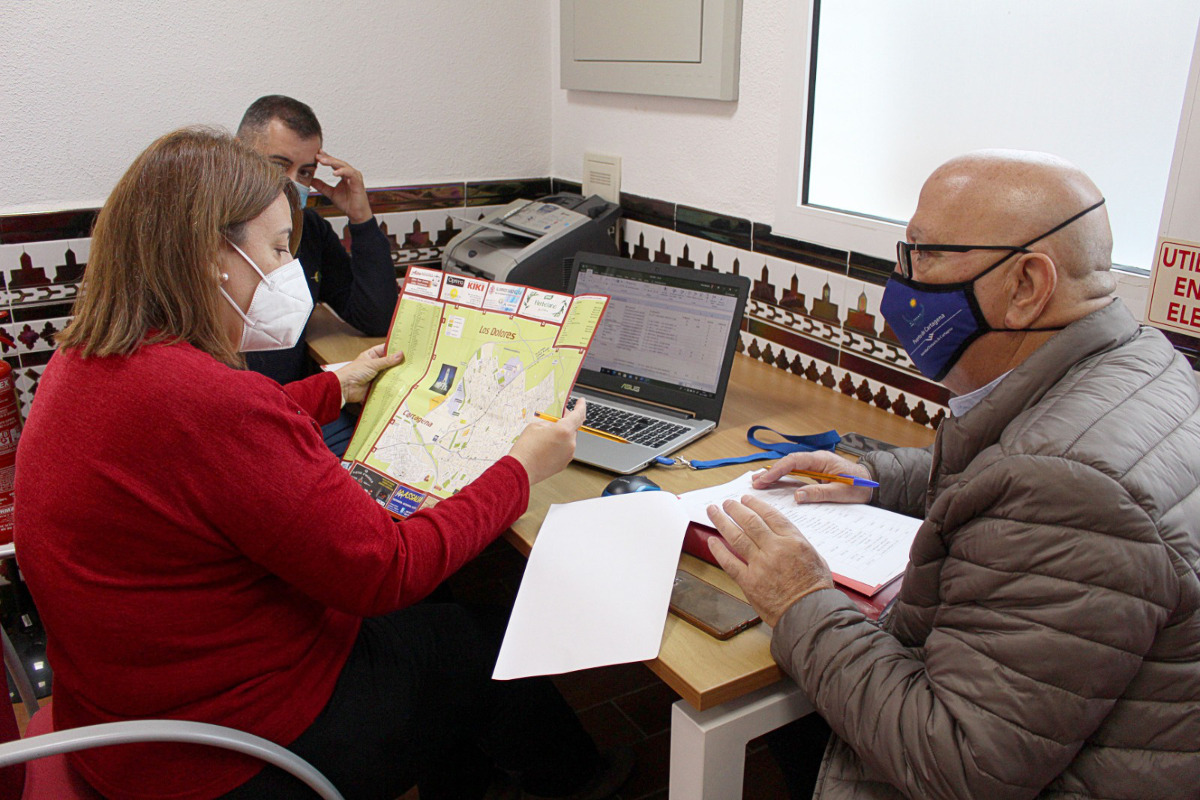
0;545;344;799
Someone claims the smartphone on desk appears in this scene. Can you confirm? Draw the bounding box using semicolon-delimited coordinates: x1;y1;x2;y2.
669;569;761;640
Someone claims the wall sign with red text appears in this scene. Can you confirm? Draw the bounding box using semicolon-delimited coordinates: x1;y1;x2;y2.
1146;237;1200;335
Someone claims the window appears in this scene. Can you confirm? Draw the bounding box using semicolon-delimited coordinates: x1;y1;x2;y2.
775;1;1200;279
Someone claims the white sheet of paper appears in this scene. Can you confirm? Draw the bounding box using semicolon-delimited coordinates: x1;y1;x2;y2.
493;491;690;680
678;470;921;593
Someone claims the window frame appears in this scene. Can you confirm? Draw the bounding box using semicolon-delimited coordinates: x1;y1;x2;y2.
773;1;1200;294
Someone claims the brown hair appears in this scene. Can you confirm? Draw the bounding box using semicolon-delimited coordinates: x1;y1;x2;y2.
237;95;323;143
58;126;302;365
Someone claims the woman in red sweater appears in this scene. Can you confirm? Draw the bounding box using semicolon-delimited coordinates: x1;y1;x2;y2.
14;128;624;799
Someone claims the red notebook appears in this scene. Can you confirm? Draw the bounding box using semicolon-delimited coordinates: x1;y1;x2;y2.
682;522;902;621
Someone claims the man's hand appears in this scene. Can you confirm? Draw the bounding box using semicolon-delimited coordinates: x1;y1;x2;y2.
333;344;403;405
752;451;874;505
311;150;373;225
706;495;835;627
507;399;587;486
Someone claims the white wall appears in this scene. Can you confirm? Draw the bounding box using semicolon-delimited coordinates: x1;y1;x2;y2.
550;0;786;225
1;0;552;215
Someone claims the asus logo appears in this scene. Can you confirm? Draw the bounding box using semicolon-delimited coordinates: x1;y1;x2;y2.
622;383;641;393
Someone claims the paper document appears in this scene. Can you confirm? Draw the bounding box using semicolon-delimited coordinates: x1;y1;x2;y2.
494;492;690;680
342;267;609;517
678;471;921;596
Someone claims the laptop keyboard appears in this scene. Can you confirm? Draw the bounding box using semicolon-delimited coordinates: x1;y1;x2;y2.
566;397;689;447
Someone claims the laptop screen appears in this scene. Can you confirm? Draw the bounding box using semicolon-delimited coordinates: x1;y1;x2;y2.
570;253;749;420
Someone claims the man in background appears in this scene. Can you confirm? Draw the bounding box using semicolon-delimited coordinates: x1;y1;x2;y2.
236;95;399;454
708;150;1200;799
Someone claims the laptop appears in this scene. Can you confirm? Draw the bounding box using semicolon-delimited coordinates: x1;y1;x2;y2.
565;252;750;474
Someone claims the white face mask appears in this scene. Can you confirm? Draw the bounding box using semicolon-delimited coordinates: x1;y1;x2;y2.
220;242;313;352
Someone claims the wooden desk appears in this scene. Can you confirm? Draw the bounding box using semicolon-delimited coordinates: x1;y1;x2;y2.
305;304;385;365
508;354;932;799
306;315;936;798
506;353;933;710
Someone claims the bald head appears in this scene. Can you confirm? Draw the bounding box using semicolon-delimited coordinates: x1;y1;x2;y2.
917;149;1115;300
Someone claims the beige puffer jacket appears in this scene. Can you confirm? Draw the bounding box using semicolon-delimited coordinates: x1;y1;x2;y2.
771;300;1200;800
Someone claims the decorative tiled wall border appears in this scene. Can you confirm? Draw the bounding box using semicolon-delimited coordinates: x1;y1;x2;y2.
2;178;1197;428
0;177;555;419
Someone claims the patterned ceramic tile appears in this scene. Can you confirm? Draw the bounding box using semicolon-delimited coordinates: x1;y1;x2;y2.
0;243;27;275
0;209;96;245
838;277;920;380
834;360;948;428
743;312;840;365
68;237;91;266
308;182;468;217
465;178;554;208
17;349;53;369
848;250;895;287
12;300;72;324
619;192;675;230
9;179;1185;429
0;321;19;359
647;227;686;265
757;257;847;333
10;315;69;357
676;205;752;251
552;178;583;197
619;221;658;262
739;330;840;389
752;222;849;275
2;241;82;311
8;283;79;308
738;329;947;430
368;182;466;213
13;364;43;416
841;281;885;339
838;349;949;409
678;237;742;275
621;221;680;266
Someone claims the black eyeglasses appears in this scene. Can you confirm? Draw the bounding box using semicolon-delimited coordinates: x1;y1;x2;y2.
896;241;1029;279
895;197;1107;280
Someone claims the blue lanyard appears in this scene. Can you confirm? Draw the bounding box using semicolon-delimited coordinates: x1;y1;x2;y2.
655;426;841;470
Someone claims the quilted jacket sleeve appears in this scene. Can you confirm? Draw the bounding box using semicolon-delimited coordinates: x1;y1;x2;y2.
770;453;1178;800
861;445;932;519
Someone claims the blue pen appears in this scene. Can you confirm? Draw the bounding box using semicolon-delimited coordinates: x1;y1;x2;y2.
789;469;879;488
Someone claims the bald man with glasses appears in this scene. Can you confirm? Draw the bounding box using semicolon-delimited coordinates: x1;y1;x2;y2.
706;151;1200;799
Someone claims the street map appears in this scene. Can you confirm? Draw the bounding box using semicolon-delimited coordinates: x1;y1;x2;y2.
343;267;608;517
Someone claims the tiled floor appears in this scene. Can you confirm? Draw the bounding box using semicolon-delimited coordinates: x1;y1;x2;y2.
439;538;792;800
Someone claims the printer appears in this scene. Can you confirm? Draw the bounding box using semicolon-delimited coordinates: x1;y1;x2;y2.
443;193;621;293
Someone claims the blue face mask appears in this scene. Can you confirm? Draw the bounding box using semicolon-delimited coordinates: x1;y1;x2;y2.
881;198;1105;382
292;180;311;210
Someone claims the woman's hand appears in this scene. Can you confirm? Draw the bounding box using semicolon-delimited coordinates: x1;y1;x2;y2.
333;344;404;405
507;400;587;485
752;450;874;504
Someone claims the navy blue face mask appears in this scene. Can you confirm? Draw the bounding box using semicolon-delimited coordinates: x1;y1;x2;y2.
881;198;1105;381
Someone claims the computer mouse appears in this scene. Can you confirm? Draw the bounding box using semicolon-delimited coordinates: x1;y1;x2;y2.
602;475;662;496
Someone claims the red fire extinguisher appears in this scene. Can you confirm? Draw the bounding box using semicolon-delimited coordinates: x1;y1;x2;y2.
0;361;22;545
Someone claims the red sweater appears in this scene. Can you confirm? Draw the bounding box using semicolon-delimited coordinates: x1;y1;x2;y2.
13;341;530;799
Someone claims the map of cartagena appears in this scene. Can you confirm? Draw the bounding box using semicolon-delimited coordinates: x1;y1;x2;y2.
343;267;609;517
